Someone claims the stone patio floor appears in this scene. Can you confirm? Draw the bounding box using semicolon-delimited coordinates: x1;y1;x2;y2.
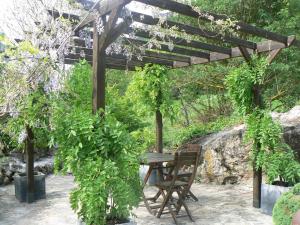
0;175;273;225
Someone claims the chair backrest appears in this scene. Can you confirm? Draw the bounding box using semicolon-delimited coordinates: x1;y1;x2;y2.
186;144;201;152
171;151;200;187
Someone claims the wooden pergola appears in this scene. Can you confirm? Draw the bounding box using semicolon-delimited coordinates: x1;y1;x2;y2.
49;0;300;209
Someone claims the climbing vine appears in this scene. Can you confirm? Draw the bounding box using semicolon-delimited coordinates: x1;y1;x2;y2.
126;64;177;120
225;56;300;185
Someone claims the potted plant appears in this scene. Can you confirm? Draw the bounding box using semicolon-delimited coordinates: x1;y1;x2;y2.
272;183;300;225
245;112;300;215
0;37;51;202
52;62;142;225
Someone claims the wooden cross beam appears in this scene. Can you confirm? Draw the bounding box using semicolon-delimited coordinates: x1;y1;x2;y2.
125;28;232;55
77;0;132;29
134;0;291;46
125;38;210;59
67;43;191;64
131;11;257;49
65;52;175;67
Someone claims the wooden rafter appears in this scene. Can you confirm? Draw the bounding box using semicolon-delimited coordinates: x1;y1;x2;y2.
134;0;292;45
125;28;232;55
131;11;257;49
65;35;296;69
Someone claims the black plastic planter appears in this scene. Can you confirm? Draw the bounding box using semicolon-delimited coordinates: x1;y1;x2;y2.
14;172;46;203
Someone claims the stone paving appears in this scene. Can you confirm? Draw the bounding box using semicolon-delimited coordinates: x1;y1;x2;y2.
0;175;273;225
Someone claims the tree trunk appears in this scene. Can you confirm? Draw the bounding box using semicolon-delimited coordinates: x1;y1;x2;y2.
25;125;34;203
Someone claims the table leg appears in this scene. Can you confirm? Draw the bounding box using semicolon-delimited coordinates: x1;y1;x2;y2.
142;165;156;215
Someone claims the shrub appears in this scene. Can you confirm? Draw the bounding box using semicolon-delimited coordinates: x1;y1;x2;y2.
273;183;300;225
51;62;142;224
226;56;300;185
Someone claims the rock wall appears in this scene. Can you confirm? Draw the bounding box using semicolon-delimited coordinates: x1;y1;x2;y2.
0;156;54;186
186;106;300;184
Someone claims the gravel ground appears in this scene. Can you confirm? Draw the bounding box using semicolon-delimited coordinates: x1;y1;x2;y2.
0;175;272;225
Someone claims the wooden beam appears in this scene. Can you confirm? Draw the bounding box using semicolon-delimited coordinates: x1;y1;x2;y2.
266;36;295;64
78;0;132;29
65;52;174;67
177;38;294;67
236;45;264;209
69;42;191;63
104;16;133;48
92;6;122;113
131;11;256;49
64;58;137;71
92;21;106;113
134;0;289;45
126;28;232;55
125;38;210;58
267;49;282;64
238;46;252;62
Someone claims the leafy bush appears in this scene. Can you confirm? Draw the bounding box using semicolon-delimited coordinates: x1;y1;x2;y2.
226;56;300;185
52;61;142;224
126;64;177;120
273;183;300;225
245;112;300;185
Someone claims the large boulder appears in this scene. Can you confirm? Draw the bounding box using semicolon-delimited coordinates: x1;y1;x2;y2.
189;106;300;184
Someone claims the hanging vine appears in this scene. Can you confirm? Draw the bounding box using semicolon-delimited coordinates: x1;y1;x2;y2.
225;55;300;185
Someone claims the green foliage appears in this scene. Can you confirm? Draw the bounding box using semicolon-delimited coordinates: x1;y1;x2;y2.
52;62;142;225
225;56;268;115
3;88;51;150
126;64;177;120
226;56;300;185
107;86;146;133
245;112;300;184
273;183;300;225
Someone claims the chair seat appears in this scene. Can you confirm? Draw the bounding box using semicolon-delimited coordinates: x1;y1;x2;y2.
155;180;188;189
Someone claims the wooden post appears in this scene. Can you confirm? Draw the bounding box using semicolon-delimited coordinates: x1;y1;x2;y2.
252;84;263;208
239;46;264;208
92;21;106;113
91;6;125;114
25;125;34;203
156;110;163;153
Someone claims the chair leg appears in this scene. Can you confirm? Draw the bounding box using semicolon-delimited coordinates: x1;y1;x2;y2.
176;189;194;222
157;189;171;218
182;200;194;222
167;201;179;225
175;190;184;215
188;190;198;202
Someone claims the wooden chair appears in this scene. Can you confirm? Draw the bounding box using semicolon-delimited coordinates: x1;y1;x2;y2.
164;144;202;201
155;151;200;225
